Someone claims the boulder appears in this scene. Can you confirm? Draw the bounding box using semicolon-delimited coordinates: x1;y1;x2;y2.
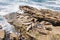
4;12;19;23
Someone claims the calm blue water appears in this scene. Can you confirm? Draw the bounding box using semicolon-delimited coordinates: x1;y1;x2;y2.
0;0;60;15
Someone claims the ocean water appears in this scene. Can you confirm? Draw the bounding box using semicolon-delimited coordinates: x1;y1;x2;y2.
0;0;60;15
0;0;60;34
0;15;18;34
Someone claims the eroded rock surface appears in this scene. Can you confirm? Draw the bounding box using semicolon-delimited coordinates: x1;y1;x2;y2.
1;5;60;40
20;6;60;26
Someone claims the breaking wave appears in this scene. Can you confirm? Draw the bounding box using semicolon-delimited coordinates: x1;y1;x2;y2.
0;15;19;34
0;0;60;15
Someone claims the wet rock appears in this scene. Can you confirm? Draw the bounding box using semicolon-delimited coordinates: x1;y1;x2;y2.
4;12;19;23
0;25;2;29
4;33;10;40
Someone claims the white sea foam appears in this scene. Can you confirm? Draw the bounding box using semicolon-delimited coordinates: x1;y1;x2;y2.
0;15;18;34
0;0;60;15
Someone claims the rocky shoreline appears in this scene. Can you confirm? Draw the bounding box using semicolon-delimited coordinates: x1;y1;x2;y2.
0;6;60;40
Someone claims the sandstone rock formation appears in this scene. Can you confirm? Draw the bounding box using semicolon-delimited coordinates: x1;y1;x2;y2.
0;5;60;40
20;6;60;26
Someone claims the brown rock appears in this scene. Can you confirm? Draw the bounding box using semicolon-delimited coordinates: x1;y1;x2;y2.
0;30;5;39
3;5;60;40
10;33;19;40
19;6;60;25
36;28;49;35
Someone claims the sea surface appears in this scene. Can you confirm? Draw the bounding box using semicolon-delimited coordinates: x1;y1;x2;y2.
0;0;60;15
0;0;60;34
